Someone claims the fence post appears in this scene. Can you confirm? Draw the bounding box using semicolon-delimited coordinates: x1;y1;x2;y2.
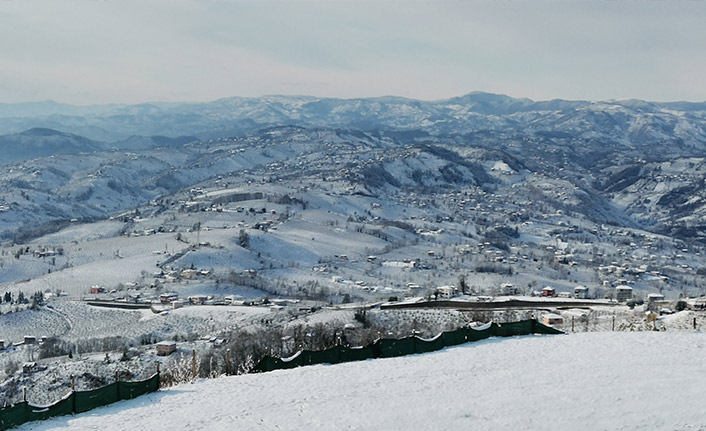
116;370;120;399
192;349;197;380
694;317;698;330
226;349;231;376
157;361;161;375
71;374;76;413
571;317;575;332
612;316;615;331
23;387;27;402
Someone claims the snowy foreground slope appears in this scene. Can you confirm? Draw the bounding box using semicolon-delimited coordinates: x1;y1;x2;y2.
17;332;706;431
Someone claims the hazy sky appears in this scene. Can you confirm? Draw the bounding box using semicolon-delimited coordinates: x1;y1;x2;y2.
1;0;705;104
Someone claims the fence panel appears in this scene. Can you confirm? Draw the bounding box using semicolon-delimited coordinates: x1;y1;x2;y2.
28;392;74;422
302;346;343;366
74;383;120;413
380;337;416;358
118;374;160;400
533;320;564;335
0;402;29;431
414;334;445;354
441;328;467;347
255;351;305;372
493;319;534;337
252;356;276;373
467;323;494;342
339;345;377;363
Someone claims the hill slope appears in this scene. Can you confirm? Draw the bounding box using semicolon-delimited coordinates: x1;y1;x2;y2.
17;332;706;431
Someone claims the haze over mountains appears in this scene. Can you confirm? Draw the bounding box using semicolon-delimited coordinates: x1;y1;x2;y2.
1;92;706;244
2;92;706;144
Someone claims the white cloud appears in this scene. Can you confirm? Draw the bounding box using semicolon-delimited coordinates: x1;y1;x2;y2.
1;0;705;103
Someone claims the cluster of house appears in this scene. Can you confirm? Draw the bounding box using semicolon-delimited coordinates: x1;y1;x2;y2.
157;292;216;308
154;267;211;283
0;335;49;350
535;285;591;299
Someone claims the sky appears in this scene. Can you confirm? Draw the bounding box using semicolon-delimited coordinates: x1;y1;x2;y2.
1;0;705;105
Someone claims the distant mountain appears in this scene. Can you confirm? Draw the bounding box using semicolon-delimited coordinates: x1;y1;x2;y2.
0;128;105;164
2;93;706;244
1;93;705;147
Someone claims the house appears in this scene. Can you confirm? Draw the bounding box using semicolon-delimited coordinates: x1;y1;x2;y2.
181;269;198;279
188;295;210;304
89;285;105;295
24;336;36;345
0;340;4;349
156;341;177;356
647;293;665;303
616;286;633;302
160;293;179;303
436;285;455;298
687;298;706;310
541;286;556;297
501;283;518;295
543;313;564;325
224;295;241;305
574;286;589;299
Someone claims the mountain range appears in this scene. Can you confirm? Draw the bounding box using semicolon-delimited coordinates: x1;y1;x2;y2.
1;92;706;245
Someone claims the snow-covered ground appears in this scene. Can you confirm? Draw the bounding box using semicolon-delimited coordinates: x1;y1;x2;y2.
17;331;706;431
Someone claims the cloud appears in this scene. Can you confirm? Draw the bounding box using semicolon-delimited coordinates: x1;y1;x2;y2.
1;0;705;103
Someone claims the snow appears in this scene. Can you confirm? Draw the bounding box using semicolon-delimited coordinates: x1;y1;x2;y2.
17;331;706;430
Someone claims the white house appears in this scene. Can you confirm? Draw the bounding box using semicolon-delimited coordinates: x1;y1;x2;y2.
616;286;633;302
574;286;589;299
436;285;455;298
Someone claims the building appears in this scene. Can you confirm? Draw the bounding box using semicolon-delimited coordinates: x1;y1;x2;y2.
436;285;455;298
501;283;519;295
616;286;633;302
647;293;665;303
543;313;564;325
574;286;589;299
188;295;210;305
541;286;556;297
89;285;104;295
687;298;706;310
156;341;177;356
159;293;179;304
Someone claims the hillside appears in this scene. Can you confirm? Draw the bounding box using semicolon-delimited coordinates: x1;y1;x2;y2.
2;123;706;304
15;331;706;431
0;129;104;165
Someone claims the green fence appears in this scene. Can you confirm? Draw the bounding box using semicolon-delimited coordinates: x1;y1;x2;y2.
0;373;160;431
1;319;563;429
253;319;563;373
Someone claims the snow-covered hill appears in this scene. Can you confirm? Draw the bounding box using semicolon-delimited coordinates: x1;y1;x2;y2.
0;128;104;164
16;331;706;431
1;93;706;146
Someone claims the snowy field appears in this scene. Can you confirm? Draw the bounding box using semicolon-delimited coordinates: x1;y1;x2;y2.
17;331;706;431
